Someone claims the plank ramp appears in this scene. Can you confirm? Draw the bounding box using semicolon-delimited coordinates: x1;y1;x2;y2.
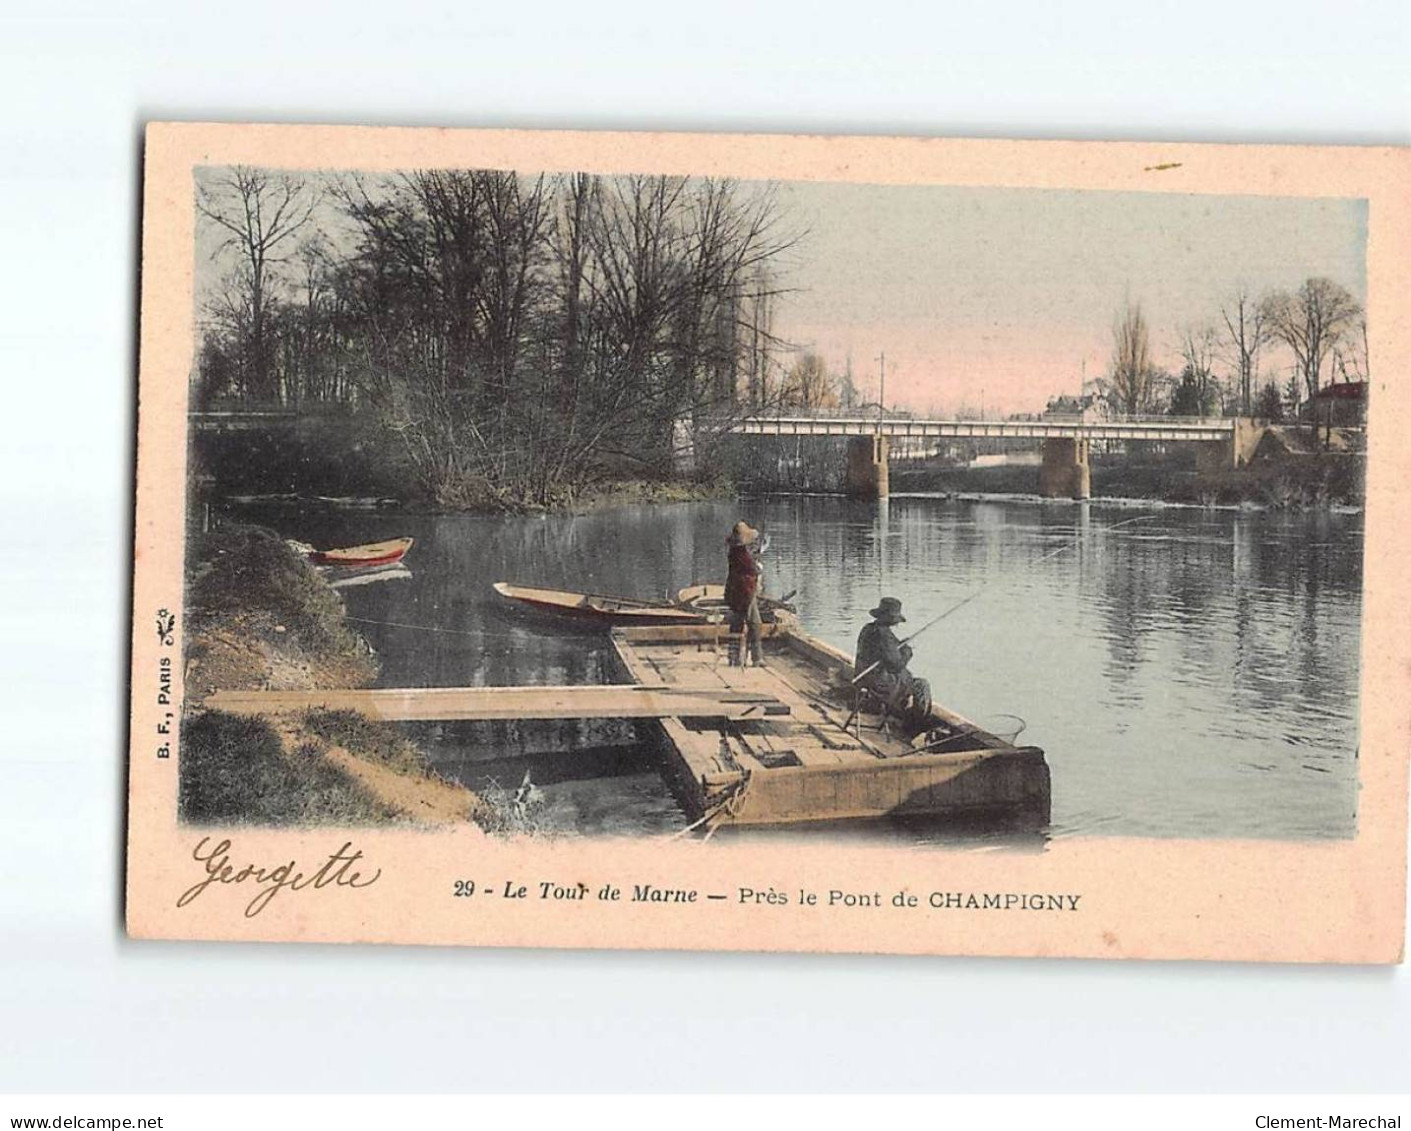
204;684;791;723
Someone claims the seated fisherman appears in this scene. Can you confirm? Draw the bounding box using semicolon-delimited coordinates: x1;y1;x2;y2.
854;597;932;726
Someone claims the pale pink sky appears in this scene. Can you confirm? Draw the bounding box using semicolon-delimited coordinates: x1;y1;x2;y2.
769;182;1367;415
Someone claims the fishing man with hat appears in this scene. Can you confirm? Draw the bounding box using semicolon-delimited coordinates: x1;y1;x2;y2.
854;596;932;726
724;520;765;667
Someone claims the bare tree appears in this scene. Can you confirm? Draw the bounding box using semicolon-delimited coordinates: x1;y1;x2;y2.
778;350;838;410
1219;286;1269;416
200;165;802;506
554;172;597;415
741;267;775;408
1330;316;1370;385
678;178;794;414
1107;300;1158;416
1260;277;1362;404
197;167;318;401
480;171;550;403
1178;322;1221;415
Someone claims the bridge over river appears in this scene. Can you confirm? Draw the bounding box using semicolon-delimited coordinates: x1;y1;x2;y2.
191;405;1263;501
729;412;1262;499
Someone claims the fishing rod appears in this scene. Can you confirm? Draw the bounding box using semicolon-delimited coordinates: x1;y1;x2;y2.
849;511;1158;686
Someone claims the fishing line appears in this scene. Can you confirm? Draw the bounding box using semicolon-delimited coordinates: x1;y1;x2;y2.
345;614;539;641
851;511;1158;685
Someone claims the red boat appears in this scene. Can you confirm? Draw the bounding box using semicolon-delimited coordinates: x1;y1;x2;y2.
306;537;414;568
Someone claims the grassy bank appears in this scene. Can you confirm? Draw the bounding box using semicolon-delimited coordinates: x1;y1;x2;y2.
180;710;397;825
182;524;488;828
564;478;731;513
186;524;379;695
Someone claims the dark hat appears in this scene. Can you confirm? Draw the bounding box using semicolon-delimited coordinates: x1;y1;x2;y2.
869;596;906;624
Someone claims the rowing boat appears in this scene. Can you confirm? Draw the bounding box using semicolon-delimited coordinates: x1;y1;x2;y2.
608;620;1050;829
675;583;797;621
493;581;717;627
305;536;414;568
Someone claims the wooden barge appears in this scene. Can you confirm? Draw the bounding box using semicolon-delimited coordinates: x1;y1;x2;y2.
608;621;1051;830
204;605;1050;833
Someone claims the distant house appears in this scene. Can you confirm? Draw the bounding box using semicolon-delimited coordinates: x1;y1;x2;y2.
1300;380;1367;428
1042;394;1111;423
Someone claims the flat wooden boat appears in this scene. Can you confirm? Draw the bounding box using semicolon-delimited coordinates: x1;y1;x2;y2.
493;581;718;627
608;621;1050;829
306;536;414;568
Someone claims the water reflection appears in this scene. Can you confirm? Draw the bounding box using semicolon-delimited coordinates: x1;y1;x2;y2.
237;495;1362;841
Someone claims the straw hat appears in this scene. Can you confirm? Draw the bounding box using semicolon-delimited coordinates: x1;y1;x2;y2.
728;520;760;546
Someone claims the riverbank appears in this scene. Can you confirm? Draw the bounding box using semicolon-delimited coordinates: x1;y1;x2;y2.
416;474;731;515
208;476;731;521
182;524;490;828
892;451;1364;508
194;413;732;515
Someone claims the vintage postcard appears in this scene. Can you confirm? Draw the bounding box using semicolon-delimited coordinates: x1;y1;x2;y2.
127;123;1409;962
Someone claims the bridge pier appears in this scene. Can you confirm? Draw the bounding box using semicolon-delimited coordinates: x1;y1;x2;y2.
1195;441;1229;476
1038;437;1091;500
1197;421;1265;475
846;435;890;500
1231;418;1265;468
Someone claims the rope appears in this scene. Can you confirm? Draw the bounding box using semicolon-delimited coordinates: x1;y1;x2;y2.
344;614;534;641
670;767;753;840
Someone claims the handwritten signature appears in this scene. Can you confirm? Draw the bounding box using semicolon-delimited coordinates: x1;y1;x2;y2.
177;837;382;919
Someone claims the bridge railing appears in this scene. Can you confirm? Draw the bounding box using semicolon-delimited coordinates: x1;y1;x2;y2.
731;408;1236;427
1038;412;1233;427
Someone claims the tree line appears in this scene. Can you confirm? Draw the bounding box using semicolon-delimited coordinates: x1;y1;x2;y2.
1103;278;1366;420
195;166;802;505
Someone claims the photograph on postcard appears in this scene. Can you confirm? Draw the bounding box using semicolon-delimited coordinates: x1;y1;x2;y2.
127;125;1408;960
179;166;1364;841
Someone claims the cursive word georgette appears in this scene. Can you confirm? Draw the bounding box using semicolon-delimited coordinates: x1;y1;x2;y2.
177;837;382;918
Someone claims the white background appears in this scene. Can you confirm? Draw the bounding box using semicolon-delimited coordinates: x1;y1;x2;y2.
1;0;1408;1095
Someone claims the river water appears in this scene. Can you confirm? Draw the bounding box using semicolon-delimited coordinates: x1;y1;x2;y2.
241;495;1363;842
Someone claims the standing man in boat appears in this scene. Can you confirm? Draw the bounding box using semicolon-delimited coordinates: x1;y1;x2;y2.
855;597;932;726
725;520;765;667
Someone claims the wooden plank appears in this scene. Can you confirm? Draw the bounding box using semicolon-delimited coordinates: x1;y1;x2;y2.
608;619;1050;827
205;684;791;722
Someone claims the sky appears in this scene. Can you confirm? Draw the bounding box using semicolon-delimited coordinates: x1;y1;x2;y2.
768;181;1367;415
